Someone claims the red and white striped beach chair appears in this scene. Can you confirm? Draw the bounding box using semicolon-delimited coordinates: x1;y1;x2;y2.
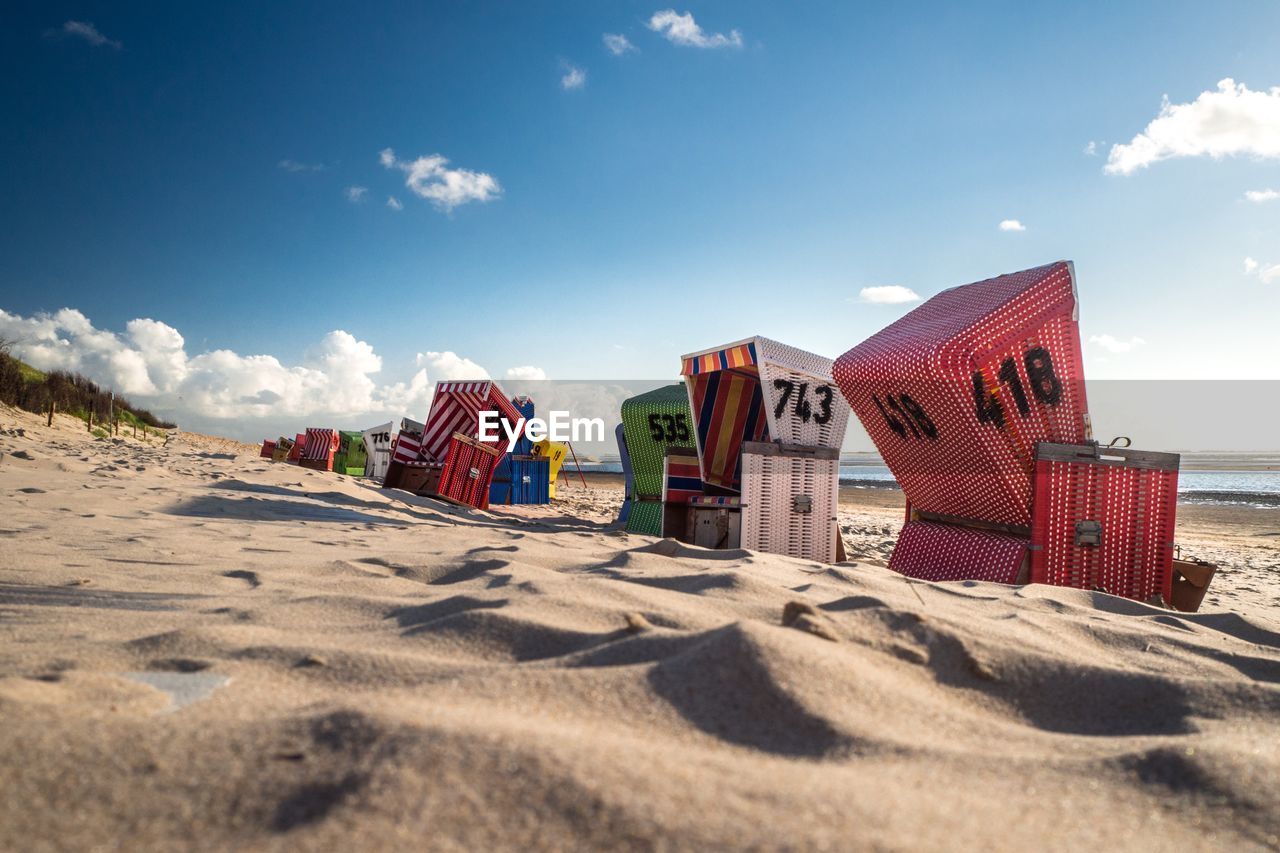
383;381;524;510
298;428;341;471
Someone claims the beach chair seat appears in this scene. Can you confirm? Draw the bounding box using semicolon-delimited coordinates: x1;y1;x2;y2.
298;428;340;471
1030;442;1179;603
660;446;706;538
889;521;1030;584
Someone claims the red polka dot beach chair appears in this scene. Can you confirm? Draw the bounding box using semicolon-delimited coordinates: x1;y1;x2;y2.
833;261;1190;606
298;428;341;471
670;337;851;563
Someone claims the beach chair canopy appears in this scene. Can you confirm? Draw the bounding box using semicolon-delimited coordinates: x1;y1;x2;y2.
833;261;1090;528
419;380;525;462
680;336;850;494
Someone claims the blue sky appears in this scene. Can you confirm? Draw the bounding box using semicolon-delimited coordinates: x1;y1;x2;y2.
1;1;1279;436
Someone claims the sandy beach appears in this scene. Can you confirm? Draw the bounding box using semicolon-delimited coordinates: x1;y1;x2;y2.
2;404;1279;850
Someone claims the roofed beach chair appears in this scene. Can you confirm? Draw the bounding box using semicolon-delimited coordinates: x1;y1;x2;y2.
672;337;851;563
361;421;394;482
833;261;1196;607
298;428;341;471
259;439;277;459
271;436;293;462
332;431;368;476
619;384;698;535
490;397;551;506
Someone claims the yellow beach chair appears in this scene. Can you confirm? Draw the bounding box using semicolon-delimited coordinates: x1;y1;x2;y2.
532;439;568;498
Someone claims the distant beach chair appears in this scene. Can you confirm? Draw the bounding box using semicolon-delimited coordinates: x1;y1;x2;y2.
332;431;368;476
531;438;568;498
298;428;341;471
615;423;633;525
384;381;525;510
833;261;1192;606
670;337;851;563
259;439;277;459
361;421;394;482
619;384;698;536
490;397;550;506
271;437;293;462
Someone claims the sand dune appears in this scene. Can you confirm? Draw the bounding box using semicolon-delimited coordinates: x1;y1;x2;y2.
1;405;1278;850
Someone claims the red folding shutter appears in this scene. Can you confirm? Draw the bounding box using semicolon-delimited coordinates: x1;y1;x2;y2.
1030;443;1178;603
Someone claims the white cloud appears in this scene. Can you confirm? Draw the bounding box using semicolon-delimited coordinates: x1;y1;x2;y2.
998;219;1026;232
858;285;920;305
603;33;636;55
59;21;121;49
561;64;586;91
1083;141;1099;156
1106;79;1280;175
379;148;501;211
418;351;489;382
647;10;742;49
505;365;547;381
1245;188;1279;203
344;186;368;203
1244;256;1280;284
278;159;324;173
387;196;403;211
1090;334;1146;354
0;307;502;436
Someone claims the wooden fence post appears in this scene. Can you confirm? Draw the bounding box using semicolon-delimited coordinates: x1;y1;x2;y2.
47;399;54;427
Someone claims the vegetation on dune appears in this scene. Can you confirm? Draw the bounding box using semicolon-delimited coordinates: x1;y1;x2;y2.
0;337;177;431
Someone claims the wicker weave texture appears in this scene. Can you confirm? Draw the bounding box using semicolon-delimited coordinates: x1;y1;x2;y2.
833;261;1090;528
741;450;838;563
888;521;1028;584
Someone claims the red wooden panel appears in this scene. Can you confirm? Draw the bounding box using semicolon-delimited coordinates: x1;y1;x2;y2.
260;440;277;458
888;521;1028;585
834;262;1090;528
